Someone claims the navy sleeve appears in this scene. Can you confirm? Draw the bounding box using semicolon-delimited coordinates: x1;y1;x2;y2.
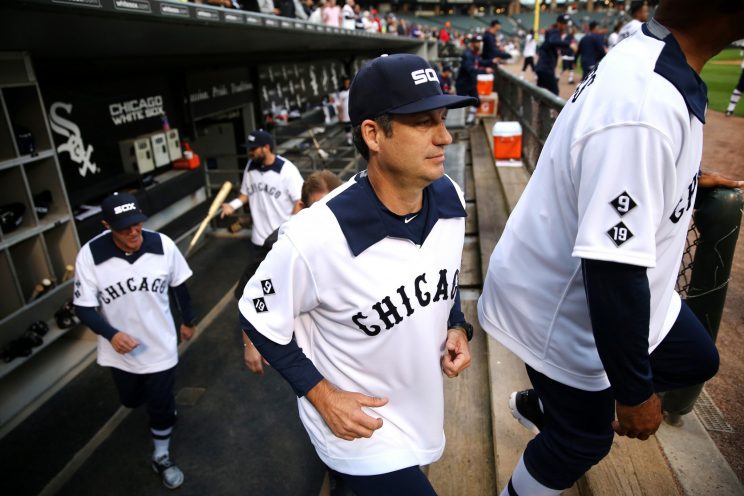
74;305;119;341
172;283;196;326
582;259;654;405
239;311;323;397
447;288;466;327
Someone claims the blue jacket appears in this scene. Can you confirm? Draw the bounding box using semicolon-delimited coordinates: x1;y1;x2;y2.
455;48;491;97
482;31;513;62
535;28;572;73
577;32;606;70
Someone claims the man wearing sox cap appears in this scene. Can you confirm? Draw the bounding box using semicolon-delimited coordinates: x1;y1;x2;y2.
238;53;477;494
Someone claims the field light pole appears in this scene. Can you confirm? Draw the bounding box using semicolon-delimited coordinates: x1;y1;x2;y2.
534;0;541;34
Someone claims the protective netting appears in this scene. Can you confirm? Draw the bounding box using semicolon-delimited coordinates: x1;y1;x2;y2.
676;222;700;298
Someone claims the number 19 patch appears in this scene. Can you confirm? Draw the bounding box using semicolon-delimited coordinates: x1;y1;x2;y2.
607;221;633;247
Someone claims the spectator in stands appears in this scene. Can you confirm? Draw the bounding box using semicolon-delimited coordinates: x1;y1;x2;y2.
274;0;299;18
308;0;323;23
301;0;314;18
456;34;494;124
576;21;607;80
385;13;398;36
410;23;424;39
483;20;513;63
607;20;624;50
322;0;341;27
396;17;408;36
520;29;537;80
354;4;365;30
257;0;275;15
439;21;452;44
369;8;383;33
240;170;342;373
618;0;649;42
534;15;573;95
341;0;356;30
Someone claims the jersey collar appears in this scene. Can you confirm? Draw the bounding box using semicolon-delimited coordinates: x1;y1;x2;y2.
91;230;164;265
643;19;707;123
247;155;285;173
327;171;466;256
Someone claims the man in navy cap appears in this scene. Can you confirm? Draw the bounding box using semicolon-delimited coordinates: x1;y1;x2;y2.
238;53;476;494
221;129;304;257
73;192;195;489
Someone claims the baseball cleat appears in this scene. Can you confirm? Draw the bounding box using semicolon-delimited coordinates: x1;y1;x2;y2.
152;454;184;489
509;389;544;434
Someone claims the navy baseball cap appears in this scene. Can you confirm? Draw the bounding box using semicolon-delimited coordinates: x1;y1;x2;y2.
467;34;483;43
101;192;147;230
556;14;570;24
349;54;478;126
242;129;274;149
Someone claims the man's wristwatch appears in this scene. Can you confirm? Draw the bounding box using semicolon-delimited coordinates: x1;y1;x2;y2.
450;321;474;341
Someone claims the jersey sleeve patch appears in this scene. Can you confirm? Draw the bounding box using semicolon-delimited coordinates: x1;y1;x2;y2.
610;191;637;216
607;221;634;247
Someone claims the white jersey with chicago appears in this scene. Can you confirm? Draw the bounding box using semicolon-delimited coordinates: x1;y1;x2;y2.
73;230;193;374
478;21;705;392
239;172;466;476
239;156;303;245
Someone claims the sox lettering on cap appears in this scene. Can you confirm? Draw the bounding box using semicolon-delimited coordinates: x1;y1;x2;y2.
242;129;274;149
101;192;147;230
349;53;479;126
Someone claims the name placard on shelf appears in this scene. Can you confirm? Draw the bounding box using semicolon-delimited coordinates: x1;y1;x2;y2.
113;0;151;13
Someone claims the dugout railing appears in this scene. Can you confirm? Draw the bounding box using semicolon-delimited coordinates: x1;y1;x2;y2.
491;66;744;418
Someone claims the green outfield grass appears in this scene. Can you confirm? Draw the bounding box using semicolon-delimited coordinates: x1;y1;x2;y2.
701;48;743;117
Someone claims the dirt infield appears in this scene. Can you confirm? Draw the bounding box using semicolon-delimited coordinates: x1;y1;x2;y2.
501;62;744;483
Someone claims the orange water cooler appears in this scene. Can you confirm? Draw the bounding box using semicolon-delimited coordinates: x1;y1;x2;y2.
492;121;522;161
477;74;494;96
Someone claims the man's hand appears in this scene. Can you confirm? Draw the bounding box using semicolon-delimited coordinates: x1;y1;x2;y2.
442;328;471;378
220;203;235;219
306;379;388;441
699;170;744;189
110;331;140;354
243;339;265;375
180;324;195;342
613;393;662;440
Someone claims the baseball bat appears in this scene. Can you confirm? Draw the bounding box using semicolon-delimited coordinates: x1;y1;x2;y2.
62;264;74;282
186;181;233;257
307;127;329;161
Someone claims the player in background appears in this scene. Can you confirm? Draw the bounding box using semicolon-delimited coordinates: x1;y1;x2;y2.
607;20;624;50
534;15;573;95
241;169;342;374
725;48;744;116
576;21;607;81
520;29;537;80
618;0;649;42
73;192;195;489
239;53;476;494
336;75;353;145
559;26;578;85
455;35;492;125
478;2;744;495
221;129;303;300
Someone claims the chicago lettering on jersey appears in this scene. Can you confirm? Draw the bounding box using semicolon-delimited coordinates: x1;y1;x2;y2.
99;276;168;304
246;182;282;199
352;268;459;336
669;172;698;223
